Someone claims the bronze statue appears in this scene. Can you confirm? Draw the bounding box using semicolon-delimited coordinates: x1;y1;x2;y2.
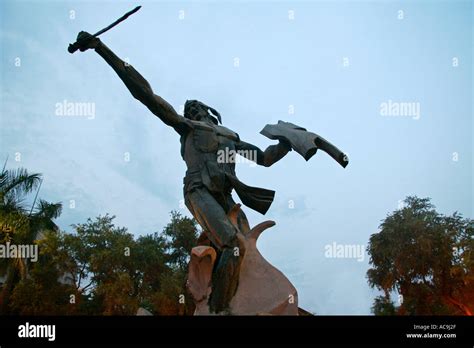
70;21;348;314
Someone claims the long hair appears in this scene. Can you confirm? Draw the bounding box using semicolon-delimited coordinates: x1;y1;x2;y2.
184;100;222;125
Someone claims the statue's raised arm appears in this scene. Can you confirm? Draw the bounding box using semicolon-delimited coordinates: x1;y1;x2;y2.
74;31;187;134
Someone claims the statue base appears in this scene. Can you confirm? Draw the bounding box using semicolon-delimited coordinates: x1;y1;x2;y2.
187;204;298;315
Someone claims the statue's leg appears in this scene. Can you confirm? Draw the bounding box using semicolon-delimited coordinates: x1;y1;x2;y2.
185;188;244;313
185;188;238;249
224;195;250;235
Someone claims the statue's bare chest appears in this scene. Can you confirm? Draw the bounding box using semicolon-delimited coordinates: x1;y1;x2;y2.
180;121;239;162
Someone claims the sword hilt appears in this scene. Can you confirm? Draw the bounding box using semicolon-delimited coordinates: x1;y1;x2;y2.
67;6;141;54
67;36;96;54
67;41;81;54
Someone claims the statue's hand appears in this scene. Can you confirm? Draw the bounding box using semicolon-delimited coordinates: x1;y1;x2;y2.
278;138;292;152
76;31;100;52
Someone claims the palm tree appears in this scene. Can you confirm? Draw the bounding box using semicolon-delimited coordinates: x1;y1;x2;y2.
0;163;62;313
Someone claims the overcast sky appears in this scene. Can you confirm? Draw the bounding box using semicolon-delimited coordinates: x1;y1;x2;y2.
1;0;472;314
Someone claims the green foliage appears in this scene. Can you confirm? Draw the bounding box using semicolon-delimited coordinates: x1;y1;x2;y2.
162;211;199;270
0;163;200;315
9;247;77;315
367;196;474;315
0;164;62;314
6;211;199;315
371;296;396;316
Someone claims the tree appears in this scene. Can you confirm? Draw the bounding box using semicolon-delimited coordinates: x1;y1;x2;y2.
162;211;199;270
367;196;474;315
34;213;198;315
1;163;200;315
0;164;62;313
8;242;77;315
158;211;198;314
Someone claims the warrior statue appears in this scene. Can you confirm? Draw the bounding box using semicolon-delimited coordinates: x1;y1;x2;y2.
71;28;348;314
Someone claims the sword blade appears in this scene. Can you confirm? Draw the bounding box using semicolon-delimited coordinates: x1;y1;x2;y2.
68;6;141;53
93;5;141;38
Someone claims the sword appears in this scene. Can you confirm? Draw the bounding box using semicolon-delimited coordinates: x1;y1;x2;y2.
68;5;141;54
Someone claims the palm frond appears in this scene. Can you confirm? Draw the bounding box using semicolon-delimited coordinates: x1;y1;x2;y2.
0;168;41;203
34;199;63;220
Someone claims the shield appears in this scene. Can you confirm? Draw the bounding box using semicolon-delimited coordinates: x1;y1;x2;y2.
260;120;349;168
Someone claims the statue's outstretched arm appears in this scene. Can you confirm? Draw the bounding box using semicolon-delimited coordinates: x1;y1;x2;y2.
95;41;187;131
74;32;186;133
236;140;291;167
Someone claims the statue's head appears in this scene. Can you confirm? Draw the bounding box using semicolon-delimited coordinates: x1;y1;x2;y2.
184;100;222;125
